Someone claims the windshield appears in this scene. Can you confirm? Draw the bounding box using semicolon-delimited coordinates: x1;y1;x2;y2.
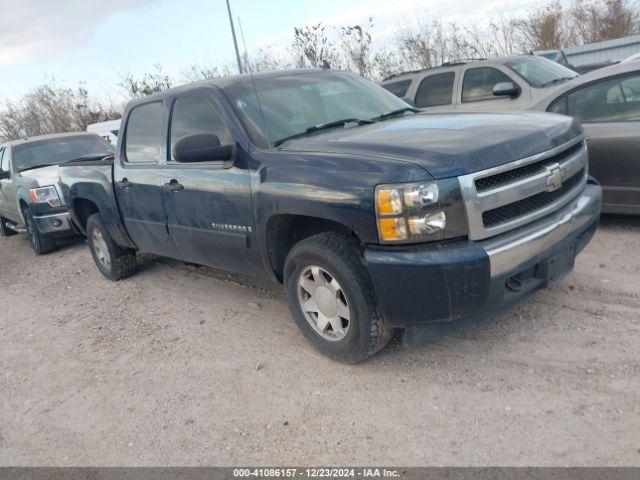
13;135;114;172
506;57;578;88
222;71;409;147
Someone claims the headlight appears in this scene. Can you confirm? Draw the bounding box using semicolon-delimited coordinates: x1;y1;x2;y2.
29;186;62;208
375;179;468;244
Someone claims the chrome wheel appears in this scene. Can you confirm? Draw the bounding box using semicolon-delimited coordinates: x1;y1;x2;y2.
92;229;111;269
297;265;351;341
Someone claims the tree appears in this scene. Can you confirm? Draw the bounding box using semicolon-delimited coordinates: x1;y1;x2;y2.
291;23;341;68
119;64;173;99
339;19;374;78
519;1;567;50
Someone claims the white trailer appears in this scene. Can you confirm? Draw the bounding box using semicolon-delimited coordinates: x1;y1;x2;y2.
87;119;121;147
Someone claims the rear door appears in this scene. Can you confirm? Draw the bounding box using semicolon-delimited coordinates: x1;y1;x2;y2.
160;92;261;275
457;65;530;111
549;72;640;210
0;146;20;222
114;101;178;257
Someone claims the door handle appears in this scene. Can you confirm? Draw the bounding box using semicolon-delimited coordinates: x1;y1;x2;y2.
163;180;184;192
116;178;132;189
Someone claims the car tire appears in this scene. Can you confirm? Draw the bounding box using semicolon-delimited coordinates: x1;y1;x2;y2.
22;208;56;255
86;213;137;281
283;232;393;363
0;217;17;237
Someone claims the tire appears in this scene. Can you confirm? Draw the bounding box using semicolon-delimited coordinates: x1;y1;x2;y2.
283;232;393;363
0;217;17;237
86;213;137;281
22;208;56;255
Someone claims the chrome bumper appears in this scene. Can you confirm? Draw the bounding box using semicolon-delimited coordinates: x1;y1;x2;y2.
33;211;73;235
482;183;602;277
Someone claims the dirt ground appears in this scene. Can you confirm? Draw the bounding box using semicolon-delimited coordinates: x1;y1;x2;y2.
0;216;639;466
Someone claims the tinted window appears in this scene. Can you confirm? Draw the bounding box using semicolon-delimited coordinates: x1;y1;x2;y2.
125;102;164;164
170;96;232;160
415;72;455;107
462;67;513;102
12;136;113;173
561;74;640;123
382;79;412;98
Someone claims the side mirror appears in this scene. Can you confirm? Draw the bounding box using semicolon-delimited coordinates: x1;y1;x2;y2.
0;170;10;180
493;82;521;98
172;133;234;163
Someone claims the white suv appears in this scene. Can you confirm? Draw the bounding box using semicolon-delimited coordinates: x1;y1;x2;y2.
380;56;578;112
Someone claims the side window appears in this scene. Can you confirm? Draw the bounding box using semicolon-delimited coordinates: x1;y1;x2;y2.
565;73;640;123
549;96;568;115
462;67;513;102
381;79;412;98
169;96;233;161
124;102;164;164
415;72;455;107
0;147;9;172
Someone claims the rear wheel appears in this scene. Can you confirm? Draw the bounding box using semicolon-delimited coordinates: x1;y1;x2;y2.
86;213;137;281
284;233;393;363
22;208;56;255
0;217;17;237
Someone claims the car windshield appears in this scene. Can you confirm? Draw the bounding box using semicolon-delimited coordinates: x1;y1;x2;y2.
222;71;410;148
13;135;114;173
506;57;578;88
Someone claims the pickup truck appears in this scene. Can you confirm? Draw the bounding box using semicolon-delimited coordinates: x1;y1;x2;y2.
59;69;602;362
0;132;114;254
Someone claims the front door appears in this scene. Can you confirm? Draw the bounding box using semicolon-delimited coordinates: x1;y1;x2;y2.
161;94;261;275
114;101;178;257
0;146;20;222
456;65;530;112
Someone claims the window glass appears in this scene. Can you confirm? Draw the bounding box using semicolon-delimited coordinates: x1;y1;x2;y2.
170;96;232;160
12;136;113;172
415;72;455;107
0;148;7;172
381;79;412;98
549;97;568;115
506;57;577;88
125;102;163;164
462;67;513;102
565;74;640;123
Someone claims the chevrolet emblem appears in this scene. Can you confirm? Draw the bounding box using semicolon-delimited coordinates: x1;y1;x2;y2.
545;163;564;192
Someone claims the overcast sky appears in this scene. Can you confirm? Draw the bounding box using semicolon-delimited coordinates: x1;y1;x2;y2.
0;0;537;103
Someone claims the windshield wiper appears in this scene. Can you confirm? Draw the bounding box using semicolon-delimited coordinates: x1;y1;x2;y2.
62;154;113;164
273;118;374;147
540;77;575;88
372;107;420;121
19;163;56;172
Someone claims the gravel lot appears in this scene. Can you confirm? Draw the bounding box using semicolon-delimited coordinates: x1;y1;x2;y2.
1;216;639;466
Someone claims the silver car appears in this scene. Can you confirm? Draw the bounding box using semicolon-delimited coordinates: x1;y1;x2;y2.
380;56;578;112
0;132;113;254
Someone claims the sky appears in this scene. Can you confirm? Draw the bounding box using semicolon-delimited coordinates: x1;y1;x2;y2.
0;0;537;104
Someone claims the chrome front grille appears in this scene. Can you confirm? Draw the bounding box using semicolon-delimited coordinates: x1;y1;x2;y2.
458;137;588;241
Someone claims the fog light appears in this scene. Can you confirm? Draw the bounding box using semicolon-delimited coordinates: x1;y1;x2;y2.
52;219;62;228
408;211;446;235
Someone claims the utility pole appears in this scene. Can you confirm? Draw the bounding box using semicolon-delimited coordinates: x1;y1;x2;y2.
226;0;243;74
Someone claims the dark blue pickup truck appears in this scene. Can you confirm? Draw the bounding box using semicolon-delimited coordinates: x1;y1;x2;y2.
59;69;602;362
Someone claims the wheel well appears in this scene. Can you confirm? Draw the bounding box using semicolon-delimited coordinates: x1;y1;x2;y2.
266;214;361;282
19;199;28;213
73;198;99;233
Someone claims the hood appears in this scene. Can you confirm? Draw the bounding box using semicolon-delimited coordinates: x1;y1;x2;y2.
19;164;61;187
279;112;582;179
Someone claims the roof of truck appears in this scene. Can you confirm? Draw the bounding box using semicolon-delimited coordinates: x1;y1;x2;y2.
5;131;100;148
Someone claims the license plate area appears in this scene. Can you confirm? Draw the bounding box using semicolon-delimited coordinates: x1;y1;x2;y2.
535;243;576;286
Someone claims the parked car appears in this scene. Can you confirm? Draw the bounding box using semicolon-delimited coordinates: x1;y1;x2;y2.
530;62;640;214
380;56;578;112
60;69;601;362
0;133;114;254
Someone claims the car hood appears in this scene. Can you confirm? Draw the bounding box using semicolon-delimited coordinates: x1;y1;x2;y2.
278;112;582;178
19;164;61;187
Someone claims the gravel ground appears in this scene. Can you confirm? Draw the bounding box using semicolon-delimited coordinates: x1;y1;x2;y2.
0;216;639;466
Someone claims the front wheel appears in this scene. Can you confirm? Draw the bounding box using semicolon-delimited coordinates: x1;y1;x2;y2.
22;208;56;255
86;213;137;281
283;233;393;363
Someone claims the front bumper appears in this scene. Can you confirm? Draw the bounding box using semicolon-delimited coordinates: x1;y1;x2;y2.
365;183;602;343
33;210;74;236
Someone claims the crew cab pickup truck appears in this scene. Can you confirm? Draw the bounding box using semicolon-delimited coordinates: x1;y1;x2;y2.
0;133;113;254
59;69;602;362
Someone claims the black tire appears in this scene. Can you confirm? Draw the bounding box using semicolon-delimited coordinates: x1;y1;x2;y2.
0;217;17;237
283;232;393;363
22;208;56;255
86;213;137;281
